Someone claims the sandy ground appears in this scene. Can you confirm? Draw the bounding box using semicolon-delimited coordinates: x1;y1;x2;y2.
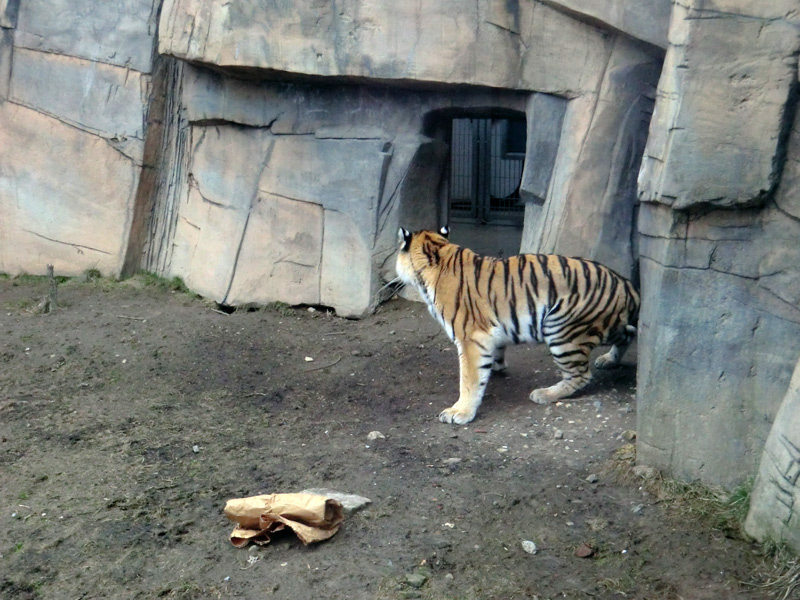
0;276;769;599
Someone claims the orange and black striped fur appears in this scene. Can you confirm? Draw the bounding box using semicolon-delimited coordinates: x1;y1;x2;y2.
395;227;639;424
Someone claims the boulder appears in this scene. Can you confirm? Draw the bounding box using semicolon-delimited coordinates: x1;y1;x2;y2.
14;0;156;72
745;355;800;553
159;0;612;95
10;48;147;161
636;2;800;485
638;1;799;209
539;0;671;49
0;102;137;276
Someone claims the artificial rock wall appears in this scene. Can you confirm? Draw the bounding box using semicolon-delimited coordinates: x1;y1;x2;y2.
0;0;665;317
141;0;665;315
0;0;160;277
635;0;800;488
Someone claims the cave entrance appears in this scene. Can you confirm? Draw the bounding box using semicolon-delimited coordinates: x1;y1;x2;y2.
447;116;526;258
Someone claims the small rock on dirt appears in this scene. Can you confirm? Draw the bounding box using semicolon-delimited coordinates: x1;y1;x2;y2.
405;573;428;588
586;473;599;484
621;430;636;441
521;540;538;555
300;488;372;514
633;465;658;480
367;431;385;441
553;429;564;440
574;543;595;558
443;457;462;465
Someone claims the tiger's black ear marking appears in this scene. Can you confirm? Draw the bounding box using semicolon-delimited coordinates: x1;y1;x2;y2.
439;225;450;239
398;227;412;251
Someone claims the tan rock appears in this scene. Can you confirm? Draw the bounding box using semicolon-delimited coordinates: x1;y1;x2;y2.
639;2;798;208
159;0;614;95
226;194;323;307
10;48;147;161
0;103;136;276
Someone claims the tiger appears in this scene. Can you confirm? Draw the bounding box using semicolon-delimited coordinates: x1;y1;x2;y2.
394;226;639;424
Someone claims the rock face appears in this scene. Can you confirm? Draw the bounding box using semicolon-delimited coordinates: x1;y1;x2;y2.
0;0;159;276
745;355;800;554
634;0;800;488
158;0;667;93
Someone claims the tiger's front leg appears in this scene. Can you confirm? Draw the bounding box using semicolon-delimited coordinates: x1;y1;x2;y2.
439;339;494;424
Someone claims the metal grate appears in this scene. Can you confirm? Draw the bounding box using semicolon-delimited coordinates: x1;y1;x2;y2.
449;118;526;226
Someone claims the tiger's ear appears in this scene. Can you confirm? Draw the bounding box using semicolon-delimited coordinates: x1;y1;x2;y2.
398;227;412;251
439;225;450;239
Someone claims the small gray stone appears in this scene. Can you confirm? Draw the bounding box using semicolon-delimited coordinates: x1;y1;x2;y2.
521;540;538;554
300;488;372;514
443;457;462;465
632;465;658;480
553;429;564;440
405;573;428;588
586;473;599;484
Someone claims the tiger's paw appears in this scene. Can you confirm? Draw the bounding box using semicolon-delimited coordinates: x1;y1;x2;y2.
439;406;476;425
594;352;619;370
529;388;558;405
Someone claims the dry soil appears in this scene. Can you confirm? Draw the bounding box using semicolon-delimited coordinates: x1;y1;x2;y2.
0;276;770;599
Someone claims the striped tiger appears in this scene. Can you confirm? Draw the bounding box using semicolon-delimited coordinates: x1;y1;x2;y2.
395;227;639;424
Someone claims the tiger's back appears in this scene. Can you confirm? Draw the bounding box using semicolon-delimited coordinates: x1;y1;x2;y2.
395;227;639;424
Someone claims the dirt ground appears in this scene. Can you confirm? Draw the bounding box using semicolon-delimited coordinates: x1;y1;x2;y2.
0;276;773;599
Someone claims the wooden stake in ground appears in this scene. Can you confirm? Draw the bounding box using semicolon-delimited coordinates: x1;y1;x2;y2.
39;264;58;314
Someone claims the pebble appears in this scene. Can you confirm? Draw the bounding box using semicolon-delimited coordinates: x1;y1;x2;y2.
553;429;564;440
405;573;428;588
633;465;658;479
443;457;462;465
586;473;599;484
521;540;538;555
632;504;644;514
621;430;637;441
304;356;314;362
301;488;372;514
192;445;200;453
367;431;386;441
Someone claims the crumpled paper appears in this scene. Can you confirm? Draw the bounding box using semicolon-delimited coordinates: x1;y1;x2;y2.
224;493;344;547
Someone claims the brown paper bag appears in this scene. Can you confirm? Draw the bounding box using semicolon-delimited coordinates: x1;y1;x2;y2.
224;493;344;547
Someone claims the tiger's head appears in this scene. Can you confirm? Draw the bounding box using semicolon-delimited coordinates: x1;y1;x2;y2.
395;226;451;298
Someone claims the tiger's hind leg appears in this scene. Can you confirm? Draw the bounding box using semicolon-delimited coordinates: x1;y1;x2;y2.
491;345;507;373
594;344;625;369
439;338;494;424
530;341;594;405
595;325;637;369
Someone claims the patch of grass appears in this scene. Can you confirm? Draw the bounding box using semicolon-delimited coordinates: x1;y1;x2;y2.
136;271;191;294
606;443;752;537
84;268;103;281
748;543;800;600
266;301;294;317
157;580;223;599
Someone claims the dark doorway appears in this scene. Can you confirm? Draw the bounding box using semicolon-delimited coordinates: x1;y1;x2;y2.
448;117;525;257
